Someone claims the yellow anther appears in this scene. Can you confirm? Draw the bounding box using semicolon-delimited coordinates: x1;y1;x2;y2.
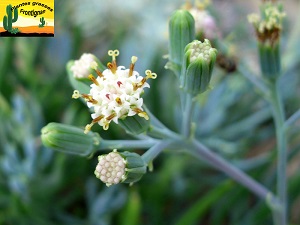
115;97;122;105
129;56;138;77
131;56;138;64
133;108;149;120
72;90;81;99
138;112;149;120
88;74;99;86
107;62;117;74
84;123;93;134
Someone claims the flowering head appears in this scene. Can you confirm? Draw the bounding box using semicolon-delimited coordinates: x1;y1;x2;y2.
70;53;99;79
248;2;285;79
94;149;146;186
248;2;285;46
72;50;157;133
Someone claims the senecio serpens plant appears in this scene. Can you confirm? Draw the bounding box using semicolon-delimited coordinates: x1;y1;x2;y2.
41;1;293;224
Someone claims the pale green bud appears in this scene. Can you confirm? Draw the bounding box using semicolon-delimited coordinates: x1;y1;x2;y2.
181;39;217;96
95;150;147;186
41;123;100;156
168;10;195;67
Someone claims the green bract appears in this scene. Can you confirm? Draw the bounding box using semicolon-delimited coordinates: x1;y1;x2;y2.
41;122;100;156
168;10;195;68
118;114;150;135
181;39;217;96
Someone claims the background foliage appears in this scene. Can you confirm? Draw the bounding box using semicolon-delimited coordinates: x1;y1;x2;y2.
1;0;300;224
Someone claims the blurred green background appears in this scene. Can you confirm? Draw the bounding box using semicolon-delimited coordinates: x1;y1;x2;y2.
1;0;300;224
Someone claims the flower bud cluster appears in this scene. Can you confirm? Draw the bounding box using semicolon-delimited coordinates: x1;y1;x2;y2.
95;150;126;186
95;150;147;186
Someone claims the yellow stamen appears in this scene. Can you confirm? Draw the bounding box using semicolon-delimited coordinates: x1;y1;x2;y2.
107;62;117;74
145;70;157;79
133;108;149;120
95;70;103;77
72;90;81;99
84;115;105;134
106;112;117;121
129;56;138;77
133;70;157;90
108;49;119;74
103;121;110;130
81;94;98;104
88;74;99;86
115;97;122;105
84;124;93;134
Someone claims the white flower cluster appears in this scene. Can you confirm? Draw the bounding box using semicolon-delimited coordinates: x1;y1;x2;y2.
70;53;98;79
189;39;216;62
95;150;126;186
72;50;157;133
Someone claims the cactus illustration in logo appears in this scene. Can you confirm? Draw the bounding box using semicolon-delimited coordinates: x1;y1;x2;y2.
38;17;46;27
3;4;19;34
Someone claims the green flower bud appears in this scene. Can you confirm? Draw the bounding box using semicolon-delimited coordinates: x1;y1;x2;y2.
181;39;217;96
95;150;147;186
168;10;195;67
41;122;100;156
118;114;150;135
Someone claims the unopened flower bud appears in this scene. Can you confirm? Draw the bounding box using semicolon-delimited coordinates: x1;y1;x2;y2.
181;39;217;96
95;150;147;186
169;10;195;67
41;123;100;156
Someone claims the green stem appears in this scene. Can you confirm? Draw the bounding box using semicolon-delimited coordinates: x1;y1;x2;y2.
191;139;278;203
99;139;159;150
269;80;288;225
148;125;181;140
182;93;195;138
142;140;173;164
284;108;300;130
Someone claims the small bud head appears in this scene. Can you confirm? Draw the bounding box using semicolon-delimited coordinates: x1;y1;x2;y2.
181;39;217;96
95;150;146;186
